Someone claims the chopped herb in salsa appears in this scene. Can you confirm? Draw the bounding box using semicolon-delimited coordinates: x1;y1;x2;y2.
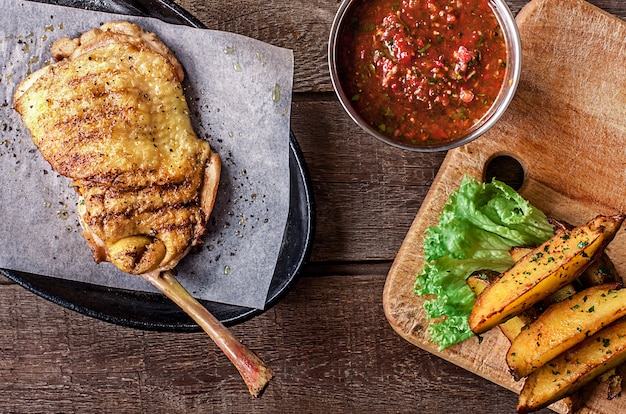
338;0;508;146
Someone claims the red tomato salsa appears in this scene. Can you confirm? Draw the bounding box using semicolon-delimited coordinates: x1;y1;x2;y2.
337;0;508;146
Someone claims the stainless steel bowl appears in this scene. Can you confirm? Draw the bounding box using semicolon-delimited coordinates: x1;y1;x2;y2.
328;0;522;152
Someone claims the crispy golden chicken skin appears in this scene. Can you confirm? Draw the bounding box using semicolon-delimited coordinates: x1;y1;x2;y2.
14;22;221;275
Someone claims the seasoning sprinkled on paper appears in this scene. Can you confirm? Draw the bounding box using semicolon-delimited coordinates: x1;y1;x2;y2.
0;0;294;310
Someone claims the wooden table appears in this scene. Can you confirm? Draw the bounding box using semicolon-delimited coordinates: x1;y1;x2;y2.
2;0;625;412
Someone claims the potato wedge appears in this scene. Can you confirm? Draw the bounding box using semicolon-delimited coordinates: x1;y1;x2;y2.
469;215;624;335
509;246;533;262
467;274;532;341
465;273;492;294
542;283;577;304
517;317;626;414
467;274;574;342
467;274;580;413
578;252;620;287
509;248;576;305
511;247;620;290
507;283;626;379
498;313;533;343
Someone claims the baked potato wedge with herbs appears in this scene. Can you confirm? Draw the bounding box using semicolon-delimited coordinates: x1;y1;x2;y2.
510;248;620;291
517;317;626;414
469;214;624;335
466;273;537;342
466;273;580;412
466;273;578;343
507;283;626;379
509;247;578;306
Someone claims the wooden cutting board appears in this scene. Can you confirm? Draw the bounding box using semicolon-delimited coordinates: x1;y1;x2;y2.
382;0;626;412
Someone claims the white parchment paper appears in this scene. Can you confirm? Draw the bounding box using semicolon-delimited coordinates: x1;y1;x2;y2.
0;0;294;310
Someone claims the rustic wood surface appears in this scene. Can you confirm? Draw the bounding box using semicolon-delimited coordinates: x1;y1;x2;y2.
1;0;625;413
383;1;626;413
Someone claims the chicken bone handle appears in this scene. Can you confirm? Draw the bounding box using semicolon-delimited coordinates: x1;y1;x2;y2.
141;270;273;397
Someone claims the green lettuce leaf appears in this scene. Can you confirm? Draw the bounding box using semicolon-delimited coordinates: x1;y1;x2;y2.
415;176;553;350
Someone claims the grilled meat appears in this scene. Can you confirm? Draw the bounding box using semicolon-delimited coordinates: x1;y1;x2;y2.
14;21;221;275
13;22;273;397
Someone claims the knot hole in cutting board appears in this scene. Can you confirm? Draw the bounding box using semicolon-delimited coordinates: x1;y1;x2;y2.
484;155;524;190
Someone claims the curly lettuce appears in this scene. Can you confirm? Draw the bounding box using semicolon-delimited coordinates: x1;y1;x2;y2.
415;176;554;350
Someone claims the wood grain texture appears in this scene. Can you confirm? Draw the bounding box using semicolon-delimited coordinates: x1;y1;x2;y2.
0;272;550;413
2;1;626;413
291;94;446;262
177;0;337;93
383;0;626;412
